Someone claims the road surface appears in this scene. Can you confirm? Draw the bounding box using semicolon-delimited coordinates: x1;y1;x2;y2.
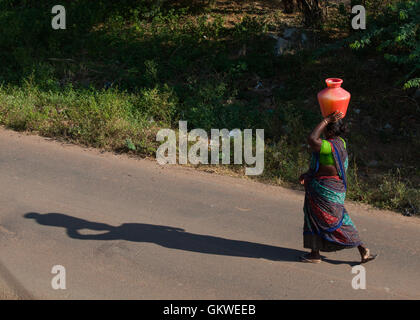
0;127;419;299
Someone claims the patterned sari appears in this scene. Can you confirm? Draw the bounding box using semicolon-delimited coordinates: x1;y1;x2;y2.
303;137;362;252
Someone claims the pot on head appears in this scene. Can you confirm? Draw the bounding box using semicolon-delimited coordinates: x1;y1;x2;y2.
317;78;351;118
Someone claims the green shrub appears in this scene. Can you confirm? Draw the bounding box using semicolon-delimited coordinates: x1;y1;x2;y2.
349;0;420;88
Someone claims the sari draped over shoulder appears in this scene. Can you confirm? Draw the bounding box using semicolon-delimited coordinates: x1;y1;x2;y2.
303;137;362;252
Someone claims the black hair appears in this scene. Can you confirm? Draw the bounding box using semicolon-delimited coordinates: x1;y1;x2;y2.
326;119;348;137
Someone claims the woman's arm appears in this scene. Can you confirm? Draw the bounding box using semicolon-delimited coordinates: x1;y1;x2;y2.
307;111;343;152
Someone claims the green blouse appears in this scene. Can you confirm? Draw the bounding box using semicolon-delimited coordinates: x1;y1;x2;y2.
319;137;346;166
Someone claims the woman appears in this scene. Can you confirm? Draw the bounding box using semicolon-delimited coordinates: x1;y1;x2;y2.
299;111;377;264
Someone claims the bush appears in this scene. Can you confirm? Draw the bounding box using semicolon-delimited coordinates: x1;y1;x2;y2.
349;0;420;88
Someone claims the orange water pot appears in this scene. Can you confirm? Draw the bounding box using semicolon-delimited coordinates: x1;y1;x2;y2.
317;78;351;118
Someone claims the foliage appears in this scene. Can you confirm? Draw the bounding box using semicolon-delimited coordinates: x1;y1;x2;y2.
349;0;420;88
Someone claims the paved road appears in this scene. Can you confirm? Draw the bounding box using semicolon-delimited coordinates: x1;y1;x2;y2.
0;127;419;299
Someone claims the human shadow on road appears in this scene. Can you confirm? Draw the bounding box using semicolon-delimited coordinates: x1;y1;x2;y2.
24;212;359;265
24;212;307;262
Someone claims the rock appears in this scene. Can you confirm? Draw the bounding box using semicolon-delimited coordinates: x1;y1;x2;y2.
274;28;311;56
267;33;279;40
254;81;263;90
237;44;246;57
403;209;412;217
283;27;297;39
284;28;308;44
274;37;291;56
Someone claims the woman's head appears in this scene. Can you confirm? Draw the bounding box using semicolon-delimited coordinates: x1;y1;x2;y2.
325;119;348;138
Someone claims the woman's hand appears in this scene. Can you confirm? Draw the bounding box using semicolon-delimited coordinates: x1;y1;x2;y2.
308;111;343;153
299;173;306;185
324;111;344;124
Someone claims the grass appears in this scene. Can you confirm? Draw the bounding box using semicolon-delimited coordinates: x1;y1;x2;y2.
0;81;167;155
0;1;418;215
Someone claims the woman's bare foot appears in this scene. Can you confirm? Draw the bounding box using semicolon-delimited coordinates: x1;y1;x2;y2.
358;245;378;264
300;251;321;263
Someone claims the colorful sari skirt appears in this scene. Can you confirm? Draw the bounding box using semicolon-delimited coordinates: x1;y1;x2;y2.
303;175;362;252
